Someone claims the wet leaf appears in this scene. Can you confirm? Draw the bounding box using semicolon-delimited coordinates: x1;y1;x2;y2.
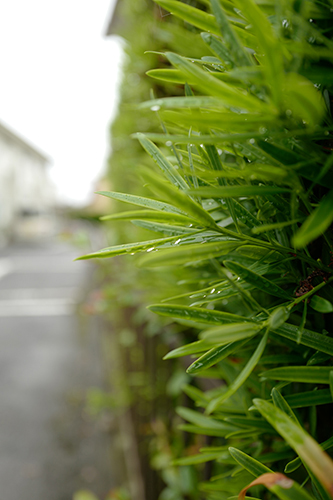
206;330;268;412
224;260;291;300
254;399;333;496
139;240;243;267
260;366;333;384
200;322;264;345
97;190;185;214
309;295;333;313
293;189;333;248
137;134;188;190
186;339;249;374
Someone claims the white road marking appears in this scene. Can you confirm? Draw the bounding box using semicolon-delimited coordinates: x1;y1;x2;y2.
0;298;76;317
0;259;13;280
0;288;78;299
0;256;85;276
0;251;89;316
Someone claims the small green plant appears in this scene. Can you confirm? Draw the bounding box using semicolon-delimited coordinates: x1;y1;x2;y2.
78;0;333;499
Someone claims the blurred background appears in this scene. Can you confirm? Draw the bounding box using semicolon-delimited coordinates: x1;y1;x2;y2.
0;1;198;499
0;1;125;499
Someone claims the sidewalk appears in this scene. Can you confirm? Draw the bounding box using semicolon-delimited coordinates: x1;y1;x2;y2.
0;235;123;499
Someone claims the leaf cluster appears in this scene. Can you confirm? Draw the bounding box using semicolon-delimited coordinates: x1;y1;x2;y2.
82;1;333;499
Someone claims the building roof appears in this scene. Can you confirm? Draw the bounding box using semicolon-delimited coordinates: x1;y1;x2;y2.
104;0;122;36
0;120;50;164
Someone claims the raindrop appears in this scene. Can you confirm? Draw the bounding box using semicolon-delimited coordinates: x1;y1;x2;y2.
222;299;228;305
146;247;155;252
286;109;292;117
259;127;267;134
210;288;216;294
217;149;223;155
324;130;330;136
130;253;135;255
174;238;181;245
166;141;172;147
217;291;221;294
249;138;255;144
151;105;160;111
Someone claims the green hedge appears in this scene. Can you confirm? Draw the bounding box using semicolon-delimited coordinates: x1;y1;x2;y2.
80;1;333;499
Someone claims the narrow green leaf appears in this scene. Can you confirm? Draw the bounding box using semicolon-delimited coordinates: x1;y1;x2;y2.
186;339;249;374
154;0;257;49
163;340;211;360
254;399;333;496
139;240;243;267
161;109;276;131
261;354;304;365
201;32;234;68
271;388;299;426
232;0;283;108
286;435;333;477
155;0;220;34
252;219;303;235
260;366;333;384
200;322;264;345
210;0;252;67
273;323;333;356
310;295;333;313
293;189;333;248
178;424;231;437
286;437;333;474
100;209;197;225
207;330;268;412
183;384;210;405
229;447;272;476
224;260;291;300
176;406;236;432
96;190;185;214
165;52;269;113
172;451;228;466
284;389;332;408
236;245;283;262
225;417;274;433
139;95;230;111
187;186;291;198
266;307;290;330
142;168;218;229
283;73;326;126
137;133;188;189
132;220;196;235
148;303;251;325
76;235;189;260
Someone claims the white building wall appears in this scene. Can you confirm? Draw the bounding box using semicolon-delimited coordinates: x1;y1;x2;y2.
0;123;55;242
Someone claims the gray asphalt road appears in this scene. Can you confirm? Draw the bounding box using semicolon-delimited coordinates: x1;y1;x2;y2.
0;238;119;500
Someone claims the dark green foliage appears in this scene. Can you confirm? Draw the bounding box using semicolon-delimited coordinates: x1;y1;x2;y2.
83;0;333;499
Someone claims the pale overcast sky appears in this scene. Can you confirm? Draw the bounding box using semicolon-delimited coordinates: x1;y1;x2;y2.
0;0;123;206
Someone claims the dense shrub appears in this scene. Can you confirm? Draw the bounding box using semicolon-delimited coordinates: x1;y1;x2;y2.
80;1;333;499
